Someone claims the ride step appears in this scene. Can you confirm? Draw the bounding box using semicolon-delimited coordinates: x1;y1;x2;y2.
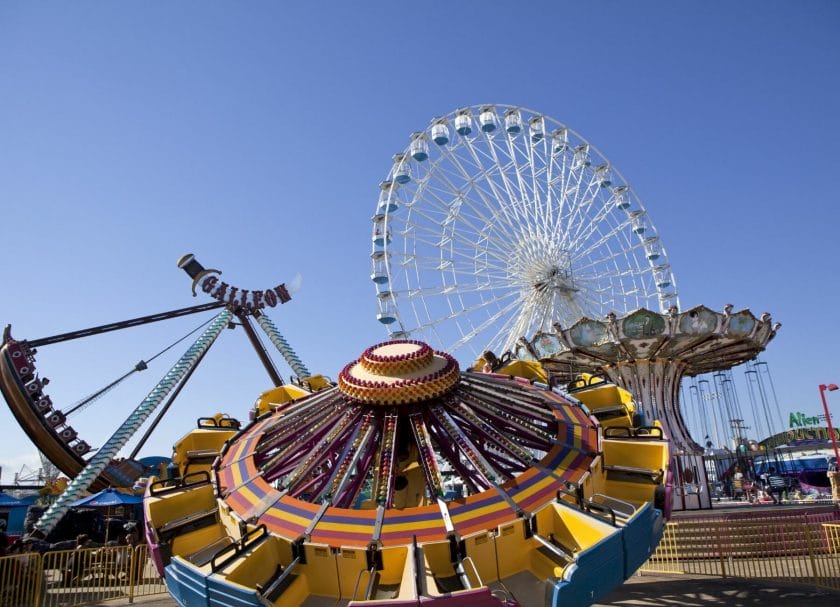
158;507;218;541
590;405;628;421
373;584;400;600
257;559;300;604
536;545;571;569
532;532;574;566
186;448;219;461
186;536;234;567
603;464;662;483
434;574;466;593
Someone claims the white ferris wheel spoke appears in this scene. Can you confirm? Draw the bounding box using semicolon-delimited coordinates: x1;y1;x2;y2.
372;105;678;358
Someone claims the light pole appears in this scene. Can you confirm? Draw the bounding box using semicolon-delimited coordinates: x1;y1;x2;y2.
818;383;839;463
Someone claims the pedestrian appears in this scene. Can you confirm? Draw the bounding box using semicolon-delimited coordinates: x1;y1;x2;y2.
0;519;8;557
63;533;96;586
766;467;786;504
732;466;745;500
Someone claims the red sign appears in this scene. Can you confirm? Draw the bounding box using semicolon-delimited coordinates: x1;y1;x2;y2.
200;274;291;311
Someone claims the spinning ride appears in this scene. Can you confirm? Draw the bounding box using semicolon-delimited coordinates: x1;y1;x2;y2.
145;340;669;607
371;104;678;359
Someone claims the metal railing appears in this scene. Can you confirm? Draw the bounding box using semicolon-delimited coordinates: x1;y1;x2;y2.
0;544;166;606
0;549;41;607
4;516;837;605
641;515;840;591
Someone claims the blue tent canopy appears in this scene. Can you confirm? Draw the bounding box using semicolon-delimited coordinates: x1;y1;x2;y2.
69;488;142;508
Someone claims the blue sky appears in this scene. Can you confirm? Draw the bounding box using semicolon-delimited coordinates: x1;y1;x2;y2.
1;2;839;481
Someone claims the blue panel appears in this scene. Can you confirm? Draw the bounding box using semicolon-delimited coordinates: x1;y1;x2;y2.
620;503;657;578
207;576;261;607
651;508;664;544
548;529;625;606
167;559;210;607
163;565;186;607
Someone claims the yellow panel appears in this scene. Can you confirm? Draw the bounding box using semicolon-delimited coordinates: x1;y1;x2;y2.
378;546;409;586
170;521;229;564
302;375;332;391
551;502;617;551
145;482;216;535
495;360;548;383
221;536;290;587
534;503;580;554
571;374;637;415
599;438;669;504
421;540;452;573
394;547;420;601
336;547;369;599
492;520;530;578
274;575;309;607
300;543;340;597
255;384;311;416
528;549;564;581
602;439;669;473
463;530;497;585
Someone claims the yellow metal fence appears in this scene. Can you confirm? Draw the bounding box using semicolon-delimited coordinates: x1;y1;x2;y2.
0;544;166;607
642;518;840;591
3;518;838;606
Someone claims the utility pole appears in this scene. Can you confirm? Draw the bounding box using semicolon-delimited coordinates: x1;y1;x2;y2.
730;418;749;451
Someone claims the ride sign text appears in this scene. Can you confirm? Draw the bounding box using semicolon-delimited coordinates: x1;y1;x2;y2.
200;275;291;311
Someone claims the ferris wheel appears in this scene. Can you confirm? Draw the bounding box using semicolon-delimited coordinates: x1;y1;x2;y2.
371;104;679;359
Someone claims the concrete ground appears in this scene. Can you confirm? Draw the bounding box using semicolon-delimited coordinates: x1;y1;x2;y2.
99;574;840;607
594;574;839;606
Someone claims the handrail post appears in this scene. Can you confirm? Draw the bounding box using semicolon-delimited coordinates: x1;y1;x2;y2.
34;553;44;607
671;522;681;573
352;567;372;601
461;555;483;588
128;545;137;603
715;522;727;578
804;522;819;587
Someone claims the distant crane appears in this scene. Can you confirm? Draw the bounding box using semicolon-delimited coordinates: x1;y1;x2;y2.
13;464;43;485
2;451;62;491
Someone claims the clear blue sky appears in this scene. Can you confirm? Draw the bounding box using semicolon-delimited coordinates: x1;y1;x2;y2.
1;2;839;481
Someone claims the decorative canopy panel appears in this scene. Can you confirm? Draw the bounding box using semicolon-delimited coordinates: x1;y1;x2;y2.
518;305;779;381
